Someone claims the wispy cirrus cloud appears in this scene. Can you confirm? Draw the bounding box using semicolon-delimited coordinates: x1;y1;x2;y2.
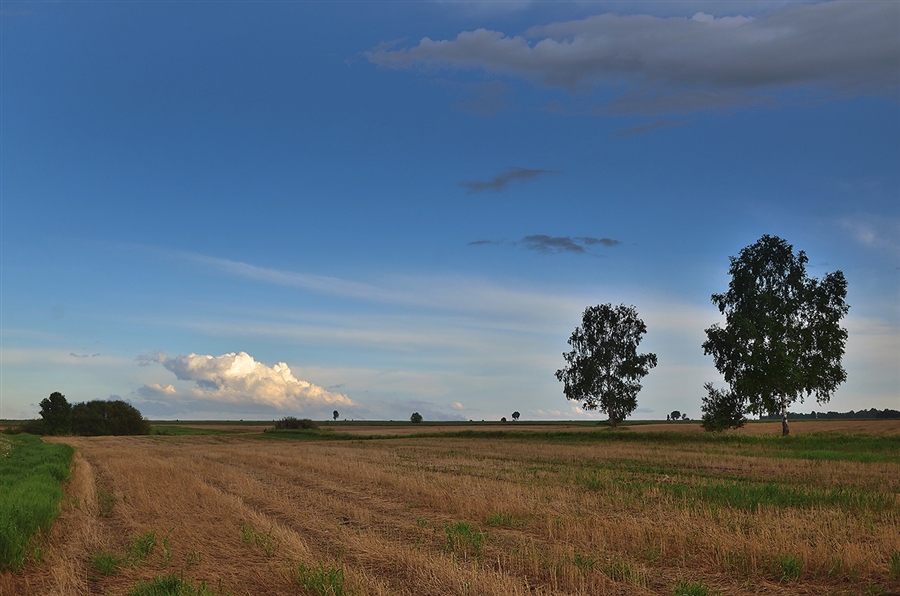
368;3;899;114
462;167;560;193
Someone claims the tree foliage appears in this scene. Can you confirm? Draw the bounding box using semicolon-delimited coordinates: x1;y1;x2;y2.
72;400;150;436
700;382;746;432
702;235;849;435
410;412;423;423
333;410;339;421
555;304;658;428
511;411;520;421
38;392;72;436
36;393;149;436
669;410;681;422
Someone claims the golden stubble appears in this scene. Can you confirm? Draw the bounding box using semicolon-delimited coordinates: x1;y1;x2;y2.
2;427;898;596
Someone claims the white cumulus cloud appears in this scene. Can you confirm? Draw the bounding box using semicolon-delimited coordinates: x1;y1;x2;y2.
137;351;353;411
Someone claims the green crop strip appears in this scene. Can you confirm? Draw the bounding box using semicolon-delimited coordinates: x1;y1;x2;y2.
0;434;73;571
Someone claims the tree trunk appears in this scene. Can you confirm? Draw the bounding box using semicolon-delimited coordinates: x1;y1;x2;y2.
609;414;617;429
781;399;790;436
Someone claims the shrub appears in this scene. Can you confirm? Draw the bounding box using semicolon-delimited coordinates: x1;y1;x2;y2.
274;417;318;430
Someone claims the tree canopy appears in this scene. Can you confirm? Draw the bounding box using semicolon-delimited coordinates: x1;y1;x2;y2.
38;392;72;436
36;393;149;436
555;304;657;428
702;235;849;435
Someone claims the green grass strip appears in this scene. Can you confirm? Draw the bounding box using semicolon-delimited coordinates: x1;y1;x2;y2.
149;426;238;436
0;434;73;571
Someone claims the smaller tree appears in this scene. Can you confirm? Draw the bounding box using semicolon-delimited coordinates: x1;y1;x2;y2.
556;304;657;428
501;416;507;422
39;392;72;436
669;410;681;422
512;411;520;421
700;383;746;432
333;410;339;421
410;412;423;423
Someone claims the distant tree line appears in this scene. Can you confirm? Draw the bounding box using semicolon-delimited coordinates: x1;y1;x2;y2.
759;408;900;421
16;392;150;436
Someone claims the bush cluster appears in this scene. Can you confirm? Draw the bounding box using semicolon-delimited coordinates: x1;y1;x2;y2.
273;417;319;430
10;393;150;436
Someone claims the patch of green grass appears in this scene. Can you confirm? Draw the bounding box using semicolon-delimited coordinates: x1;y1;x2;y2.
779;556;802;581
660;480;894;513
91;550;123;576
128;574;223;596
257;428;359;441
0;434;73;571
673;580;710;596
889;551;900;579
603;556;648;587
150;426;236;436
294;563;349;596
240;524;277;558
444;522;485;559
573;551;597;571
96;482;116;517
485;512;514;527
129;530;156;563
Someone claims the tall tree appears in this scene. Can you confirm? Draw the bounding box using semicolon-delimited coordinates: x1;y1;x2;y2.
556;304;658;428
702;235;849;435
39;392;72;435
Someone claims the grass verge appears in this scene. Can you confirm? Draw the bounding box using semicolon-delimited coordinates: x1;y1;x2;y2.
0;434;73;571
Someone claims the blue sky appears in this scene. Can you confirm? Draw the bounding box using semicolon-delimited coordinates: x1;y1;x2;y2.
2;1;897;421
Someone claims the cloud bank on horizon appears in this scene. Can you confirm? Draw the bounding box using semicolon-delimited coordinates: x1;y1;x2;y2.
136;352;353;415
368;3;899;113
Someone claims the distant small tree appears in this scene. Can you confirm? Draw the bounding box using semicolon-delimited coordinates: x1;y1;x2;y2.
512;411;520;421
410;412;423;423
681;413;688;421
39;392;72;436
700;382;746;432
670;410;681;422
333;410;339;421
556;304;657;429
501;417;507;422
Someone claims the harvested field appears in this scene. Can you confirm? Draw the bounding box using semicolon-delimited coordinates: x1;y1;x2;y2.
1;422;898;595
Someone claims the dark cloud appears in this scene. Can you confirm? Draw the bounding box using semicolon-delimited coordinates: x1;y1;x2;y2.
70;352;100;358
523;235;586;253
472;235;622;254
579;237;622;247
462;167;560;193
368;3;900;114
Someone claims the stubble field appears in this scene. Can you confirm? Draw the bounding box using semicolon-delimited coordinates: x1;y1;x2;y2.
2;420;898;596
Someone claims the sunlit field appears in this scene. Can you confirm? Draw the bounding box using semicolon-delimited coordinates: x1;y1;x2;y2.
2;420;898;595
